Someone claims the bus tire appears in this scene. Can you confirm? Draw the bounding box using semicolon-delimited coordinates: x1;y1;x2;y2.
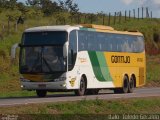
122;75;129;93
36;90;47;97
128;76;135;93
75;76;86;96
114;75;129;94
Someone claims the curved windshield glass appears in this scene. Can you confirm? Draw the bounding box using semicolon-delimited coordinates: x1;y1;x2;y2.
20;46;66;73
22;31;67;45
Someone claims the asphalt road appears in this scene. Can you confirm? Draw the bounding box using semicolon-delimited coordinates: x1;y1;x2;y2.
0;87;160;107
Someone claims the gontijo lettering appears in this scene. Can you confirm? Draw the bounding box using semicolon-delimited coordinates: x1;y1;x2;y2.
111;56;130;63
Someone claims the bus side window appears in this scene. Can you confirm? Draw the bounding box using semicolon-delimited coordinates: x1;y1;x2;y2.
91;32;96;51
104;35;110;51
69;30;77;70
97;33;105;51
78;31;85;51
87;32;93;51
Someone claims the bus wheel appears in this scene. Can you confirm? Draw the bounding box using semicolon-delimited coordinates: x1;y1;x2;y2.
75;76;86;96
36;90;47;97
128;76;135;93
114;75;129;94
122;75;129;93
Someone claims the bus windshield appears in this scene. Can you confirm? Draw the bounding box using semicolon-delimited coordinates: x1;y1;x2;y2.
20;46;66;73
22;31;67;45
20;31;68;73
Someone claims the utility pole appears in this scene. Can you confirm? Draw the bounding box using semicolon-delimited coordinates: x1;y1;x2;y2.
142;7;144;19
108;12;111;26
138;8;139;20
114;12;116;25
125;10;127;21
102;14;105;25
146;7;149;18
133;9;135;19
129;10;131;20
119;11;121;23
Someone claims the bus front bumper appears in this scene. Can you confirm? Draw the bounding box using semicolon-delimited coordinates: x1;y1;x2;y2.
21;81;67;90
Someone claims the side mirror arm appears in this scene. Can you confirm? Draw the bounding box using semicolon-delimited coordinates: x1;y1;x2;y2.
63;42;68;58
11;43;20;59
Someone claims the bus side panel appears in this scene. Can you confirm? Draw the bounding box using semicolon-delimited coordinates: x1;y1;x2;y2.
66;51;115;89
104;52;146;88
66;51;95;89
87;51;115;88
66;51;146;90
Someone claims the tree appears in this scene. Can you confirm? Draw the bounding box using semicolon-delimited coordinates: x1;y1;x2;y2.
70;3;79;14
0;0;18;9
58;0;65;11
17;2;28;15
26;0;63;16
40;0;62;16
6;0;17;9
0;0;5;8
26;0;40;7
40;0;53;15
58;0;79;13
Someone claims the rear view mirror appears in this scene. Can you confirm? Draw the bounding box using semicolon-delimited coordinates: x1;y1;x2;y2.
63;42;68;58
11;43;19;59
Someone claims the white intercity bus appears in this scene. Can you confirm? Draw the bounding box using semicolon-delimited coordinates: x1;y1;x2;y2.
12;24;146;97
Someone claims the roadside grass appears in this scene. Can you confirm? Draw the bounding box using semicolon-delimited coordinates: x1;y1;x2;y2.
146;55;160;86
0;97;160;119
0;73;36;97
0;90;36;98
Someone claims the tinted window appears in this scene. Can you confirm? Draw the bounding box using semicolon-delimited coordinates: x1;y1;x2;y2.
68;30;77;70
78;31;87;51
78;30;144;53
23;31;67;45
69;30;77;53
20;46;66;73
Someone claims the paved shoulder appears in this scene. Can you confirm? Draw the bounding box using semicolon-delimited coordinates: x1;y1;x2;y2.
0;88;160;107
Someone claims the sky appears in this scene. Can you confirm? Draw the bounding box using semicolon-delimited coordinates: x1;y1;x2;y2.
18;0;160;18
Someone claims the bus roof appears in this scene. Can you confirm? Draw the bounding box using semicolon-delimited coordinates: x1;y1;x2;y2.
25;25;79;33
80;24;143;36
25;24;143;36
80;24;114;31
